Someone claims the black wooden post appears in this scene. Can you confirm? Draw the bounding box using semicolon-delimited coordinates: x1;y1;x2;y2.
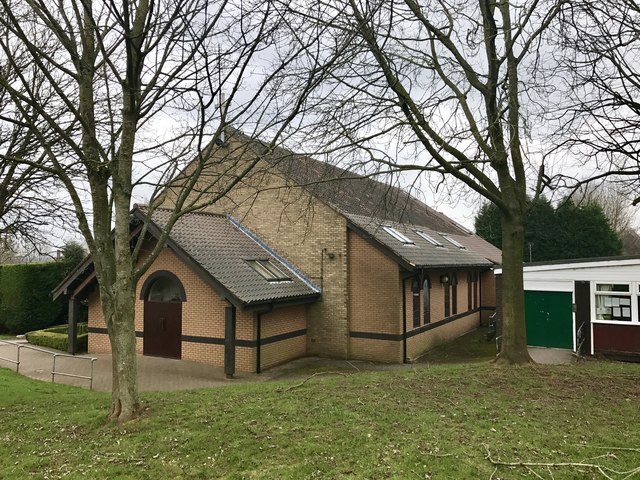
574;281;591;356
68;297;79;355
224;306;236;378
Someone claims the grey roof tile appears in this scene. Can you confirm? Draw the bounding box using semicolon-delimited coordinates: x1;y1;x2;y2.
148;208;320;305
346;214;497;268
225;129;501;267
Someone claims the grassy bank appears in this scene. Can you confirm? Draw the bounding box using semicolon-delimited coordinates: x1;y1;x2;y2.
1;361;639;479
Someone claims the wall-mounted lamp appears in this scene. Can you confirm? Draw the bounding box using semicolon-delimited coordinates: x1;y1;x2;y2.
326;252;335;259
411;277;420;294
440;275;449;284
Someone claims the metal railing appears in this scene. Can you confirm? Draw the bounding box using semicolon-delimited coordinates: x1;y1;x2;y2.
576;322;585;356
0;340;97;390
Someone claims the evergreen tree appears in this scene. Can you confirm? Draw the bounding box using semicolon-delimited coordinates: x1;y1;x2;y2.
59;242;86;275
475;198;622;262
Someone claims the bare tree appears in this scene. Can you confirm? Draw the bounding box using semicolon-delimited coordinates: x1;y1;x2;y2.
0;0;326;421
554;1;640;203
0;23;74;253
280;0;566;363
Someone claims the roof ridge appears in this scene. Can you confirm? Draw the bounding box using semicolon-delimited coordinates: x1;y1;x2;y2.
135;204;227;219
224;129;470;235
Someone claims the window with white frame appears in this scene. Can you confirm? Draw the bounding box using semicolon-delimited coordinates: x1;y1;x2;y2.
382;225;414;245
440;234;465;249
594;283;632;322
246;259;291;282
414;230;443;247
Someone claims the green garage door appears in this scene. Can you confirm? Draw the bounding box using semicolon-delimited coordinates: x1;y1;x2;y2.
524;290;573;349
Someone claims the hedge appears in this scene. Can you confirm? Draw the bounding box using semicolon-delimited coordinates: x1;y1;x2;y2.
26;323;88;353
0;262;68;334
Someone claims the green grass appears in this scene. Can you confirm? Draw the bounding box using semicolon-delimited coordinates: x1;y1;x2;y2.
0;334;16;340
416;326;498;364
1;361;639;479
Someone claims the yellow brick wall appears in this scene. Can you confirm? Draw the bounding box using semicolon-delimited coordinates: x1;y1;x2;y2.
87;290;110;353
347;230;403;362
151;134;500;366
403;268;481;360
260;304;307;370
350;338;403;363
87;246;258;372
170;135;349;359
481;269;497;324
406;311;480;360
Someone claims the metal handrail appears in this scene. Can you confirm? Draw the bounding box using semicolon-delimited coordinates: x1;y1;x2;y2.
0;339;20;371
0;340;97;390
576;322;585;356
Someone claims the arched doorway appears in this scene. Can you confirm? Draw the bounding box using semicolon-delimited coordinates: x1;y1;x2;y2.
140;271;186;359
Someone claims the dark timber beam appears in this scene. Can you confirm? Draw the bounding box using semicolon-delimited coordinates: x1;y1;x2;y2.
68;297;79;355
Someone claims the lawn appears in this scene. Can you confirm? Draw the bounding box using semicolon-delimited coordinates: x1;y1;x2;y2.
1;361;639;479
416;326;497;364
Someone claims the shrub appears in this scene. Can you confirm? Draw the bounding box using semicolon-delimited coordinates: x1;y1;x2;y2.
25;330;68;351
0;262;68;334
25;323;88;353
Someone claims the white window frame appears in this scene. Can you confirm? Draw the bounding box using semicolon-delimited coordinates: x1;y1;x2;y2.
591;281;638;325
246;259;292;282
414;230;443;247
382;225;414;245
440;233;465;249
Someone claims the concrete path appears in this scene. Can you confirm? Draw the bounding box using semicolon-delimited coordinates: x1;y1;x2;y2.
528;346;575;365
0;339;576;393
0;340;264;391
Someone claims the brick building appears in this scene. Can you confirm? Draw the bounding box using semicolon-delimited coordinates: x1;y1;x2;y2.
54;129;501;373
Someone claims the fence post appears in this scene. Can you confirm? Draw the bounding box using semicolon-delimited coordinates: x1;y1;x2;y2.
52;354;57;383
90;358;95;391
16;344;20;373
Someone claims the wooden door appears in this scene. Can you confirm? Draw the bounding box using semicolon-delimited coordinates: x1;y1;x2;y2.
524;290;573;349
143;301;182;359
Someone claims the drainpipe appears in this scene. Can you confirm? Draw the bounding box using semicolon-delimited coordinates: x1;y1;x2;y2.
320;248;326;292
68;296;79;355
479;270;484;323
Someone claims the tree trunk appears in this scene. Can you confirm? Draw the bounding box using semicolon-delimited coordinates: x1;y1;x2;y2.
497;209;533;364
103;284;141;422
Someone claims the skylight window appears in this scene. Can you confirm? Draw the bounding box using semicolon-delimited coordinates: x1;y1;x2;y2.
441;234;465;249
246;259;291;282
414;230;443;247
382;225;414;245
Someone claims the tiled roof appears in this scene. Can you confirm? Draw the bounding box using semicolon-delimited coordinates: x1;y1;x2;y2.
144;208;320;305
229;130;469;235
346;214;498;268
225;129;502;267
